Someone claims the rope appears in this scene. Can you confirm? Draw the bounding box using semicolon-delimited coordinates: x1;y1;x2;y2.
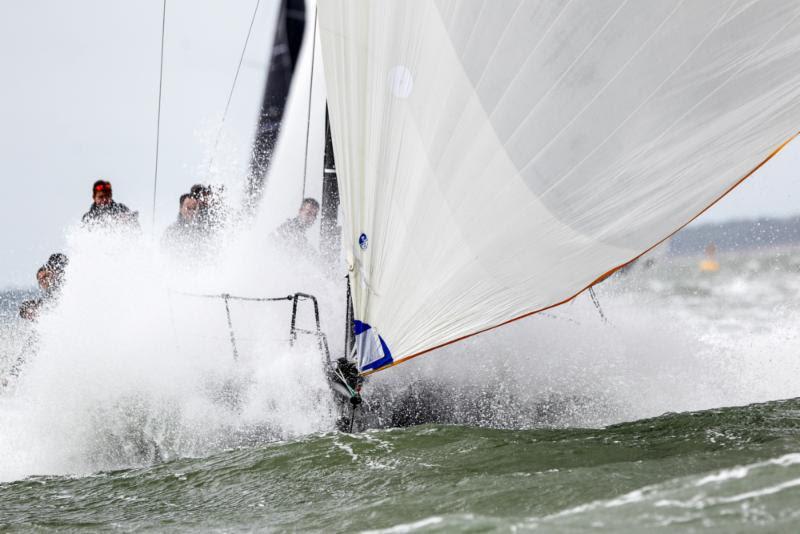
538;311;582;326
334;367;360;433
209;0;262;170
151;0;167;228
171;290;293;302
335;368;357;398
223;295;240;361
588;286;608;324
300;5;318;201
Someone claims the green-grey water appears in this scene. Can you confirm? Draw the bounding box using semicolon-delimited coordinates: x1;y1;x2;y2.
3;398;800;532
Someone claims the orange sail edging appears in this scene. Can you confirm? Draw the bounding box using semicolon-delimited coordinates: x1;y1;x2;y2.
362;131;800;376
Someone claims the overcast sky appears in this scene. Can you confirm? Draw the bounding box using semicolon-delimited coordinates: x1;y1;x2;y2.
1;1;799;288
1;0;278;287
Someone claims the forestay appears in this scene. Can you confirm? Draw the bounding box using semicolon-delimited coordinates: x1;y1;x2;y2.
319;0;800;373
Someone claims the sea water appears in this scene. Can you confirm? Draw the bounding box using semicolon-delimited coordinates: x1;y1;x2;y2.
2;241;800;532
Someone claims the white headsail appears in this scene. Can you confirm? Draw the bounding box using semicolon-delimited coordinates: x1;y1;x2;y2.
319;1;800;373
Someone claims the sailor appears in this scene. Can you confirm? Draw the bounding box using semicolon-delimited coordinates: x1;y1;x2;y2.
81;180;140;229
162;193;204;250
18;299;41;321
190;183;227;231
275;198;319;258
36;265;55;297
18;267;49;320
11;255;67;386
45;253;69;291
190;183;212;218
18;254;68;321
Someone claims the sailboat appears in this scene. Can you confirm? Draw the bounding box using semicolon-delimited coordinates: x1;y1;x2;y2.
247;1;800;428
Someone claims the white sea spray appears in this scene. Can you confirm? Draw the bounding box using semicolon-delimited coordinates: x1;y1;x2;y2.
0;221;339;482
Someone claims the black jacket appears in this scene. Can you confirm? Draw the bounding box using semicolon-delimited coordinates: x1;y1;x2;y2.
275;217;319;260
162;217;207;249
81;201;139;228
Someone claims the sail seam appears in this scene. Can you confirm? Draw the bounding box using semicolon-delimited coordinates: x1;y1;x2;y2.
470;0;526;92
485;0;575;120
503;0;631;148
530;1;793;196
516;0;685;176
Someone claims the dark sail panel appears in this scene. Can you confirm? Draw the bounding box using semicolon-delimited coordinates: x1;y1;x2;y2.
320;108;340;264
247;0;306;205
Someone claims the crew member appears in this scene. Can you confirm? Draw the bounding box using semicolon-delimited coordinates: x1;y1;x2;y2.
81;180;139;228
45;253;69;292
20;268;54;320
18;299;41;321
190;183;227;230
162;193;203;249
275;198;319;257
18;253;69;321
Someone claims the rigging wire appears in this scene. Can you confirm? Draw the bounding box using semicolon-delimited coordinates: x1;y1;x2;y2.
151;0;167;227
172;290;293;302
208;0;262;170
344;274;354;358
588;286;608;324
151;0;262;223
223;295;240;361
300;5;319;201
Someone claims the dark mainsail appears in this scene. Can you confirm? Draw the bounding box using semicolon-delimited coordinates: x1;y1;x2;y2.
247;0;306;207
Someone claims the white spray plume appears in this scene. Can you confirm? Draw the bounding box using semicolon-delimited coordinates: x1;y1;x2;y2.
0;221;340;482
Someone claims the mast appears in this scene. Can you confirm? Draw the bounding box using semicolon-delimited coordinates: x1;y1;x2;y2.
246;0;306;209
320;108;340;265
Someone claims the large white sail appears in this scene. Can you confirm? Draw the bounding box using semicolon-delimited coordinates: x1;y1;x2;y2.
319;1;800;373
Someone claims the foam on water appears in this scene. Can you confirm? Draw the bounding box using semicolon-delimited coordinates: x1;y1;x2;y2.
530;450;800;530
